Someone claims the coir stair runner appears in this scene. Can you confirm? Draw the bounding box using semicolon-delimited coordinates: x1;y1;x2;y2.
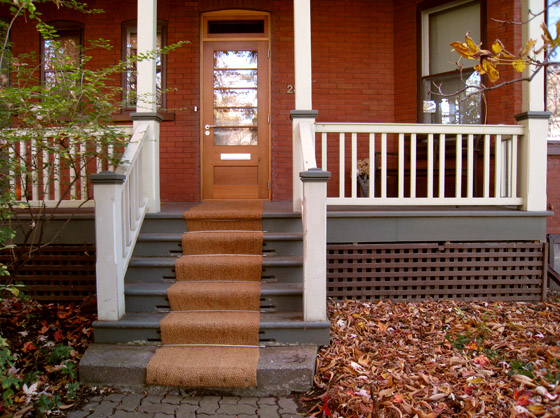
146;201;263;388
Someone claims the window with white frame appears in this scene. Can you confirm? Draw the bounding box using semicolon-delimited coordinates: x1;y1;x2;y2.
122;20;165;109
421;0;482;124
547;0;560;140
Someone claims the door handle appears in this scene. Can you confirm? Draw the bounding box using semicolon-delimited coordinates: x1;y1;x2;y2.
205;124;218;129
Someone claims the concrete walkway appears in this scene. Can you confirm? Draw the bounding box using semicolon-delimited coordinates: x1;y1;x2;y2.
67;393;302;418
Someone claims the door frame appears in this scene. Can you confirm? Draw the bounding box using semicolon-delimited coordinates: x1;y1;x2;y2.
200;10;272;200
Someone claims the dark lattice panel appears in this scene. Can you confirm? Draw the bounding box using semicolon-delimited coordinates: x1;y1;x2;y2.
327;242;546;302
0;245;96;301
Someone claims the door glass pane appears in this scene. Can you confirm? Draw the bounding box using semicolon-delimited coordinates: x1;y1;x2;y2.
214;88;257;107
214;70;257;88
213;49;259;145
214;128;257;146
214;108;257;126
214;50;257;68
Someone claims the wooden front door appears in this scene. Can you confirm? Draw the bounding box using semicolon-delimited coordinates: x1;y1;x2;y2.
201;40;270;199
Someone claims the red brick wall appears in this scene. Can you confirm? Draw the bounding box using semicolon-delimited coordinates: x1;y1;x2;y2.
548;154;560;233
2;0;529;204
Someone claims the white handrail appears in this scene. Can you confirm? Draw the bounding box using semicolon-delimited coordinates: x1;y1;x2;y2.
92;123;150;321
299;122;317;171
315;122;525;207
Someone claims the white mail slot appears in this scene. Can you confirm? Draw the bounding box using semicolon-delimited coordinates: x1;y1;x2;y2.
220;153;251;161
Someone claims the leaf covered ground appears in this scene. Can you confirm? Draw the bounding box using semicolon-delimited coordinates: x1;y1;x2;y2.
304;299;560;418
0;294;97;417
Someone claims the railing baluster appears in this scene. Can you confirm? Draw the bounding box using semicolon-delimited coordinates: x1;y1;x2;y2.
456;134;462;198
54;139;61;201
398;133;404;198
439;134;445;198
467;134;474;198
512;135;518;198
42;139;50;200
339;133;345;198
31;138;39;201
19;140;26;201
410;133;417;198
8;142;17;198
369;133;375;198
321;132;327;171
381;133;387;198
70;138;77;199
494;135;502;198
351;133;358;198
80;142;88;200
427;133;434;198
483;134;490;198
506;137;512;197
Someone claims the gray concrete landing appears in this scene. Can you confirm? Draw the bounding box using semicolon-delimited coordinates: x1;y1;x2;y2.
80;344;317;396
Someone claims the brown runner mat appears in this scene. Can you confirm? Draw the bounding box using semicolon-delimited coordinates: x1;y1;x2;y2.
182;231;263;255
160;311;260;345
175;255;262;282
146;346;259;388
167;281;261;311
147;200;263;388
185;201;263;231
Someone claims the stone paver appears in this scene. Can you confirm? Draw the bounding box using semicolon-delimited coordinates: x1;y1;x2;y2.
118;393;146;411
70;392;304;417
87;401;118;418
217;403;257;415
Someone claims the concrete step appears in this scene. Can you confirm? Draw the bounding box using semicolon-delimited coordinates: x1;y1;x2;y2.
125;282;303;313
132;232;303;257
125;256;303;284
93;312;330;346
80;344;317;395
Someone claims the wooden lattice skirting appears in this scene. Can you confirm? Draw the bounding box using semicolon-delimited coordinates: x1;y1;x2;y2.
327;242;547;302
0;245;96;302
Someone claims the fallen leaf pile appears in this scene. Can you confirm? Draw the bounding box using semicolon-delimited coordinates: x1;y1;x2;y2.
304;299;560;418
0;294;96;417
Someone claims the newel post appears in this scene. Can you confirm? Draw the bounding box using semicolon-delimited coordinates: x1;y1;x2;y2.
291;110;318;212
515;112;550;211
300;168;330;322
90;172;126;321
131;113;162;213
516;0;550;212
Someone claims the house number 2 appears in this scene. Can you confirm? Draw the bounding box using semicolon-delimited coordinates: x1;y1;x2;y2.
286;84;295;94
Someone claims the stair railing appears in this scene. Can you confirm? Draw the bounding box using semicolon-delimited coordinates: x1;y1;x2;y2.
297;121;330;322
90;123;150;321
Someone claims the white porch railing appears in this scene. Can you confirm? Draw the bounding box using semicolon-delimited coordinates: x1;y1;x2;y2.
315;123;525;206
7;126;133;208
91;123;150;321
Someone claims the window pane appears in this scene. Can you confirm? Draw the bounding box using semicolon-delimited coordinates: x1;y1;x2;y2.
214;50;257;69
429;1;480;74
547;64;560;140
422;71;481;124
214;108;257;126
214;69;257;88
44;36;80;70
214;128;257;146
214;88;257;107
125;28;163;107
0;17;9;88
548;0;560;62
